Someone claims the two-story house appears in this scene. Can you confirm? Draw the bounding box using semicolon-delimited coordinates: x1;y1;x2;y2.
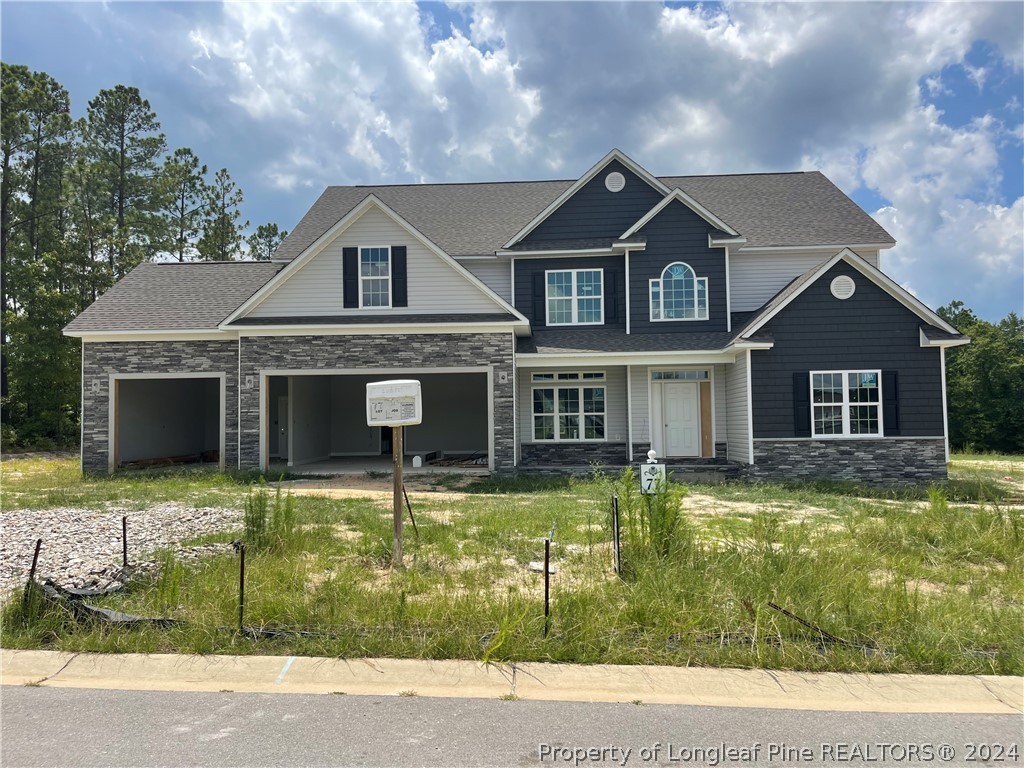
64;150;968;484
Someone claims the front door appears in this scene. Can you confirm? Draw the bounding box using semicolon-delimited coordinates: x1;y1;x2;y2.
663;382;700;457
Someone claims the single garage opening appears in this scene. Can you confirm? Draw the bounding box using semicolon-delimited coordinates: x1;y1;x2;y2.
112;376;223;471
267;372;489;471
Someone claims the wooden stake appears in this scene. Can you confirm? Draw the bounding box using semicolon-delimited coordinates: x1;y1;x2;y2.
393;425;404;569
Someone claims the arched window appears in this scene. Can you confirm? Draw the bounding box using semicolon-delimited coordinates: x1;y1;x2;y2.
650;262;708;321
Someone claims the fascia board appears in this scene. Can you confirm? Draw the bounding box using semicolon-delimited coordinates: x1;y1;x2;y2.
501;149;671;249
919;328;971;348
519;350;741;367
67;330;234;342
234;322;527;337
497;247;616;258
735;242;894;253
621;189;740;239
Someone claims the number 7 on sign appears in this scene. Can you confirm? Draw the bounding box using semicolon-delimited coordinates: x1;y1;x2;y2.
639;463;665;495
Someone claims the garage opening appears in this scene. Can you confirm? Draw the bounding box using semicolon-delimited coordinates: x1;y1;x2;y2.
267;372;489;471
112;376;223;471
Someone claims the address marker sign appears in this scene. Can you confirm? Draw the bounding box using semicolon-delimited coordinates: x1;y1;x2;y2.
366;380;423;427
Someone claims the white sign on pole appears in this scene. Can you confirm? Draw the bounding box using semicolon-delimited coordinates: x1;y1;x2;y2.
639;457;666;495
366;380;423;427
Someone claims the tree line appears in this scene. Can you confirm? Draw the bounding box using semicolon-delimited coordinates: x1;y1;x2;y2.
1;63;1020;458
1;63;287;448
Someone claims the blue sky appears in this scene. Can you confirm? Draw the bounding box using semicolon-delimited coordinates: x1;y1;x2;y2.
3;1;1022;320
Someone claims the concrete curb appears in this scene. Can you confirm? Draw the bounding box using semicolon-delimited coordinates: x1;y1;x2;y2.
2;649;1021;714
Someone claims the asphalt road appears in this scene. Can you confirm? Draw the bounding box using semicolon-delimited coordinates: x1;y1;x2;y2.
2;686;1021;767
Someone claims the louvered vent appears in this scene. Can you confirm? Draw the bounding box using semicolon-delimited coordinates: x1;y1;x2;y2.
830;275;856;300
605;172;625;192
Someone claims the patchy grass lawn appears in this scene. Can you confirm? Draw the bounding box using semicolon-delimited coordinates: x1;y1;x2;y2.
2;454;1022;675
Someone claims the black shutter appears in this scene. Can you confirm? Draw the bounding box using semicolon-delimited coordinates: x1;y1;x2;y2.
604;270;618;322
882;370;900;436
343;247;358;308
391;246;407;307
531;273;546;326
793;371;811;437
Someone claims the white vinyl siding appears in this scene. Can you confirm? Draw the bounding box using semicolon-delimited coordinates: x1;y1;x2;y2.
730;248;880;311
248;208;504;317
629;366;650;443
713;363;727;441
460;259;512;304
725;355;751;464
518;366;627;444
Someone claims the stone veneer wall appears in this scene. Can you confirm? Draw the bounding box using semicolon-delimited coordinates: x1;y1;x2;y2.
748;438;947;485
238;333;515;471
81;341;240;474
519;442;629;467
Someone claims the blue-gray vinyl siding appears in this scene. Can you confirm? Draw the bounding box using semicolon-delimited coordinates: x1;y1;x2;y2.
750;261;945;438
629;200;728;334
513;255;625;329
520;160;664;245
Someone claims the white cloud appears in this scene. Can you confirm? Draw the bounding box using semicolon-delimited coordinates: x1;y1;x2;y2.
184;0;1023;318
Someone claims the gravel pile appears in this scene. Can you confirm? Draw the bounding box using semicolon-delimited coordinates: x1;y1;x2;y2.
0;502;242;600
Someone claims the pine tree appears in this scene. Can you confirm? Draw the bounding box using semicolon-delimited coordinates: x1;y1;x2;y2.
159;147;209;261
246;222;287;261
198;168;248;261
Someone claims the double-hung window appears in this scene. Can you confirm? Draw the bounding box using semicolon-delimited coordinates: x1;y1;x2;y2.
532;372;606;441
360;247;390;308
650;262;708;321
546;269;603;325
811;370;882;437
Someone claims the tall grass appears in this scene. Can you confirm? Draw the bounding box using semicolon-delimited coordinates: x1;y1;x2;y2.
3;460;1021;675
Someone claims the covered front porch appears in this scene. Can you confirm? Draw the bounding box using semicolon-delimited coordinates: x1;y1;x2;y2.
515;356;751;472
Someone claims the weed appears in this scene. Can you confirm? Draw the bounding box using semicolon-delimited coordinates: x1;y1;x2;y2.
398;690;417;697
498;693;520;701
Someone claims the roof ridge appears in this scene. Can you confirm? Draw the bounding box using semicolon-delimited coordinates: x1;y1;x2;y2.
324;171;815;191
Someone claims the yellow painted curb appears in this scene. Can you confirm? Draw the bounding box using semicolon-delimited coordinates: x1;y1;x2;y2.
2;649;1021;714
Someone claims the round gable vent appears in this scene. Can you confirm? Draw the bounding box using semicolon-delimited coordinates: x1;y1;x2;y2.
605;171;625;192
830;275;856;300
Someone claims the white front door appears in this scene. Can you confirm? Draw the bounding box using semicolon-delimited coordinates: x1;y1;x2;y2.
663;382;700;457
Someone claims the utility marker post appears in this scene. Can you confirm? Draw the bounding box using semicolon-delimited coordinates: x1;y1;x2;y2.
366;380;423;571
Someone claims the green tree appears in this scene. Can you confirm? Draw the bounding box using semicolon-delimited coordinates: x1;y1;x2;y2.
198;168;247;261
82;85;166;277
938;301;1024;454
159;147;209;261
1;64;74;444
246;222;287;261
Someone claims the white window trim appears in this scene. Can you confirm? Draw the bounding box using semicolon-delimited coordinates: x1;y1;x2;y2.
649;262;709;322
810;369;884;439
358;245;391;310
545;268;605;326
531;373;608;442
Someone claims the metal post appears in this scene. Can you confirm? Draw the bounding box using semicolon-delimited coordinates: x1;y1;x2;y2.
23;538;43;611
612;495;621;575
543;538;551;637
238;542;246;632
402;484;418;538
393;425;404;569
122;515;128;567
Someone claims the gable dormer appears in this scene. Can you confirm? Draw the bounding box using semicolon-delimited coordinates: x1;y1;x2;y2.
505;150;668;250
624;195;735;335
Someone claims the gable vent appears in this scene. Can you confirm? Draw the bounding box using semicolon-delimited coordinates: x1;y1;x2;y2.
605;172;625;192
830;275;856;300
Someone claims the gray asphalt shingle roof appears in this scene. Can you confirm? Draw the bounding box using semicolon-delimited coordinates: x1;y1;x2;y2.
229;313;518;326
64;262;282;332
274;170;893;261
516;317;765;355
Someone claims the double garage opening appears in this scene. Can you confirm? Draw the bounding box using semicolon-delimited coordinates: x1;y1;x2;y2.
264;371;491;471
109;374;225;472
